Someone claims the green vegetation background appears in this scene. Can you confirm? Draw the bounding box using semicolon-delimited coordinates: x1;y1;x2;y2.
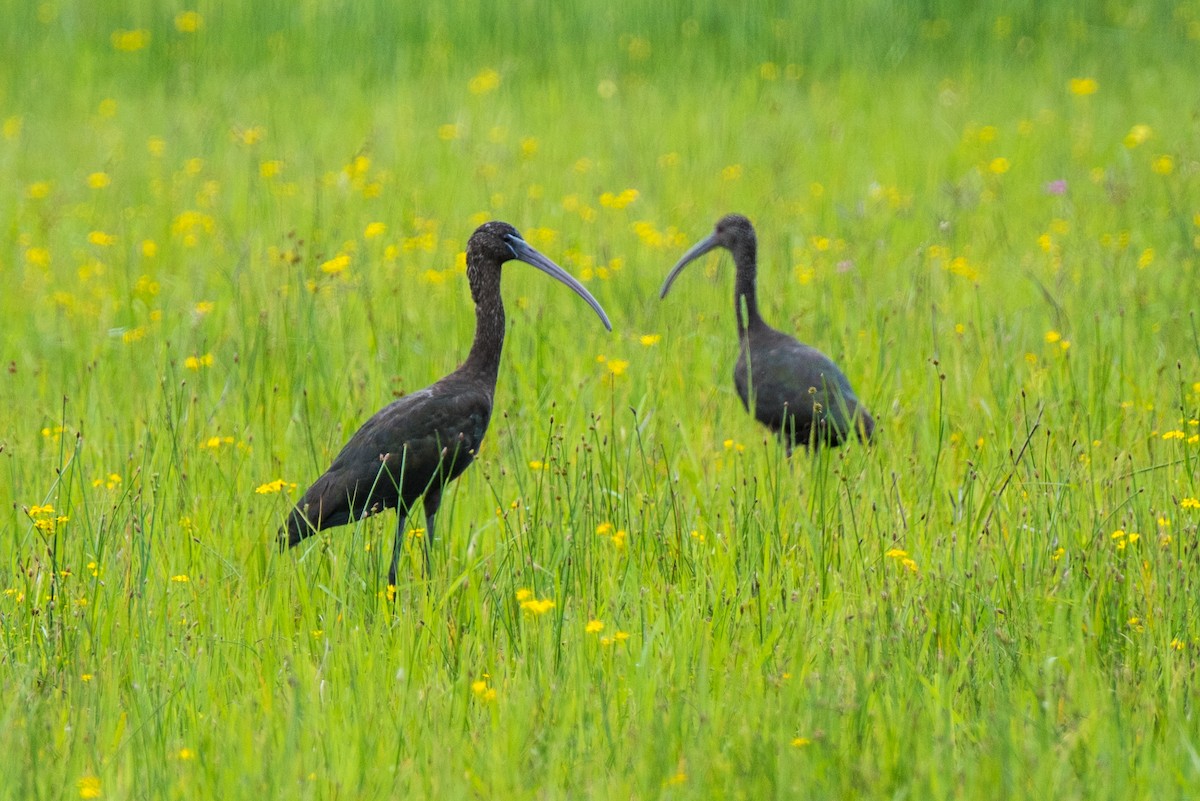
2;1;1199;798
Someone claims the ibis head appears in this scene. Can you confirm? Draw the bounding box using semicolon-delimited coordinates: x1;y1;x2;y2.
468;221;611;331
660;213;757;299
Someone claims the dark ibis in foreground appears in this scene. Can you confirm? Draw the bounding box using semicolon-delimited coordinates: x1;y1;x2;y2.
660;213;874;454
283;221;612;584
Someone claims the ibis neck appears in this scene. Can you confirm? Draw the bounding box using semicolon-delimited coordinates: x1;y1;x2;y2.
462;291;505;384
734;260;764;337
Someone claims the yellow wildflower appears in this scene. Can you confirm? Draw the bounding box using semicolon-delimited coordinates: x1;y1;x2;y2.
184;353;214;370
175;11;202;32
586;620;605;634
319;254;350;275
78;776;101;799
1068;77;1098;95
255;479;297;495
599;189;639;209
87;172;110;189
885;548;917;572
92;473;122;490
639;334;661;346
471;680;497;701
233;127;264;147
468;68;501;95
520;597;555;615
1151;155;1174;176
946;256;979;281
111;28;150;52
2;115;21;139
1124;124;1152;148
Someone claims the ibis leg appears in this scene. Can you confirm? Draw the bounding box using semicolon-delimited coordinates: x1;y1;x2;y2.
387;507;408;589
422;489;443;580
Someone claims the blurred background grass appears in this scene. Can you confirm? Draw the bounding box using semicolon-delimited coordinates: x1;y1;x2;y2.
2;1;1199;799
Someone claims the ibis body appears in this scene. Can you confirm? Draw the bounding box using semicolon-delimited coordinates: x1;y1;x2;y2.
283;221;611;584
661;214;873;453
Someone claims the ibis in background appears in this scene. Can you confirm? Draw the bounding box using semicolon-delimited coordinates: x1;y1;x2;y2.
283;221;612;585
660;213;873;454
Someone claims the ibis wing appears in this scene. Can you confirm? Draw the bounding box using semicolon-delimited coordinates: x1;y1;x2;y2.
285;384;491;545
735;333;867;446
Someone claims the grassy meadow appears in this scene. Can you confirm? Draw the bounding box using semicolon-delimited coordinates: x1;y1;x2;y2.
4;1;1200;797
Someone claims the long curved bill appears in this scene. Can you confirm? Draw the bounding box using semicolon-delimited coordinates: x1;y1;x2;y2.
505;234;612;331
659;233;719;299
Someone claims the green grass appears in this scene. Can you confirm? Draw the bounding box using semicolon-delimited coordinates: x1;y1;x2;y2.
3;1;1200;798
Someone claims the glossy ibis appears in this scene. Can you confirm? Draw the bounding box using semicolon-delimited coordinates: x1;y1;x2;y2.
283;221;612;584
660;213;873;453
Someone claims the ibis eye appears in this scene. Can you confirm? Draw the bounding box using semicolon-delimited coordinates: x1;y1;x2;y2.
502;234;520;260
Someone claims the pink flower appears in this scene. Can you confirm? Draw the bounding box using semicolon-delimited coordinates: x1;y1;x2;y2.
1044;179;1067;196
